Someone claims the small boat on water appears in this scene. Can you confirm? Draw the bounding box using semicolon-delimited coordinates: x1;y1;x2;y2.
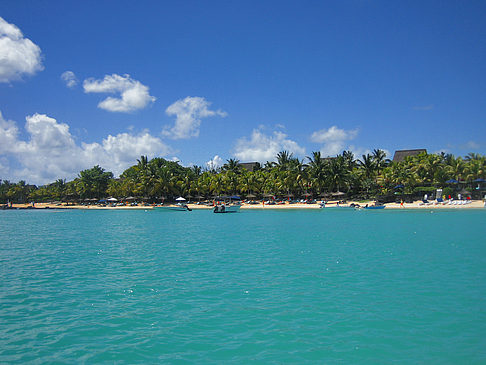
213;204;241;213
364;205;385;209
156;197;192;211
162;203;192;211
213;195;241;213
351;202;386;210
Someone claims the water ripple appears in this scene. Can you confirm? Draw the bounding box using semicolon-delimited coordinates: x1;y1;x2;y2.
1;209;486;363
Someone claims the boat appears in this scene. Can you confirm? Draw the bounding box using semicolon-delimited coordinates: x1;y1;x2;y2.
352;202;385;210
364;205;385;209
213;195;241;213
164;203;192;211
156;197;192;211
213;204;241;213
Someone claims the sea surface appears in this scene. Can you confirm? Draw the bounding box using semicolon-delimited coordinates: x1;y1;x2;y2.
1;208;485;363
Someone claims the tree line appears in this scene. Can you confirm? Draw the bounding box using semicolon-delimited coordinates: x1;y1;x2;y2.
1;150;485;203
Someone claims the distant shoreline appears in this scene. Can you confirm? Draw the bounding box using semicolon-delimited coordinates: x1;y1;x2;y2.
3;200;485;210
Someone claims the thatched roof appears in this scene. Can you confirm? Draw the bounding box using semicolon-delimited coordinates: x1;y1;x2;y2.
239;162;260;172
392;149;427;162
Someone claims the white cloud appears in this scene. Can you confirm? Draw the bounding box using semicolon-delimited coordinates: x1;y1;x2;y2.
464;141;480;150
0;111;171;184
83;74;156;112
61;71;78;88
206;155;223;170
163;96;227;139
310;125;358;157
0;17;43;83
0;111;20;153
234;127;305;163
0;156;9;177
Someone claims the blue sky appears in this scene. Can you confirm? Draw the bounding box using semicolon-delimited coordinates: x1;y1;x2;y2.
1;1;485;184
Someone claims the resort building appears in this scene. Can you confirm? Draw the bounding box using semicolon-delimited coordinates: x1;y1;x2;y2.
239;162;261;172
392;149;427;162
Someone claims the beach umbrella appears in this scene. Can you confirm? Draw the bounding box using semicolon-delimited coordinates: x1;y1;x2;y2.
98;199;107;203
175;197;186;201
332;191;345;196
473;178;486;183
446;179;459;184
246;193;257;198
394;184;404;189
107;197;118;202
229;195;241;200
125;196;136;201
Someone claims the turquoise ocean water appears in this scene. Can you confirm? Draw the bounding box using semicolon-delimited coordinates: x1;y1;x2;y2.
1;208;485;363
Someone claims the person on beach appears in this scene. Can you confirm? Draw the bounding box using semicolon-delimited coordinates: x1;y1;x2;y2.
400;199;404;207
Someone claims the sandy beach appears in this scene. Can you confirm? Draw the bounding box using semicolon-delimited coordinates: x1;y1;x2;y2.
6;200;485;210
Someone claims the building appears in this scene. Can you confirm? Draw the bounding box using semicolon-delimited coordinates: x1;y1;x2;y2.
392;149;427;162
239;162;261;172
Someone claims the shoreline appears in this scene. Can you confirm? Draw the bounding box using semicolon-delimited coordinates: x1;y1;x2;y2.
3;200;485;210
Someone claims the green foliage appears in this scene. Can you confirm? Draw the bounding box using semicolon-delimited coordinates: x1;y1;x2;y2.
2;151;485;203
412;186;437;194
441;187;454;199
76;165;114;199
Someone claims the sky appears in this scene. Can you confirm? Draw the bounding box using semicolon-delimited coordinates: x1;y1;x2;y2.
1;0;485;184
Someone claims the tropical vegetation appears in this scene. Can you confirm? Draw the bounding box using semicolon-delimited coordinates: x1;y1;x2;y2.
1;151;485;203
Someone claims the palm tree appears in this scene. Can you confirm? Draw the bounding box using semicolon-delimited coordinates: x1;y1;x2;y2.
445;156;465;181
372;149;389;171
223;158;241;174
276;150;294;171
327;156;349;193
465;153;482;161
358;154;376;180
342;150;356;170
307;151;326;195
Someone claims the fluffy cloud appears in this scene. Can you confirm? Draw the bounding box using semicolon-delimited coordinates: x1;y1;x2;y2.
0;17;43;83
61;71;78;88
163;96;227;139
0;111;19;153
310;125;358;157
206;155;223;170
234;127;305;163
83;74;156;112
464;141;480;150
0;111;171;184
